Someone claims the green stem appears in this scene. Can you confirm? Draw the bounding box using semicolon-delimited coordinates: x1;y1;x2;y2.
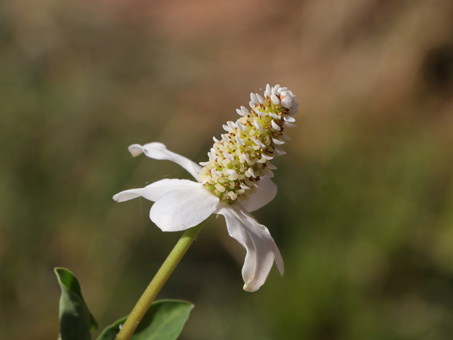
115;224;203;340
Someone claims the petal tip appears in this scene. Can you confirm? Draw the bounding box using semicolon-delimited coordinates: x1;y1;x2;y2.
128;144;144;157
243;282;259;292
112;189;143;202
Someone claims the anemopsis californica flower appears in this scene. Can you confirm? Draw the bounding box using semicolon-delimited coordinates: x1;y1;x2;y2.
113;84;298;292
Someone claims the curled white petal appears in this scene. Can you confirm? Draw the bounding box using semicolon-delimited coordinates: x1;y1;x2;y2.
223;152;234;161
113;179;200;203
255;110;267;117
240;183;251;190
272;138;285;145
242;152;253;165
264;84;271;97
236;121;245;131
150;183;219;232
274;147;286;156
113;188;145;202
280;91;293;109
253;120;263;132
250;93;259;105
282;133;292;141
226;169;238;180
283;122;297;128
251;137;266;148
217;205;284;292
271;120;281;131
289;102;299;114
271;94;280;105
261;153;274;160
128;143;201;181
236;108;246;116
256;93;264;104
283;115;296;123
240;177;277;212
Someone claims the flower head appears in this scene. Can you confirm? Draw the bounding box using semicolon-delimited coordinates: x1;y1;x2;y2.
113;85;297;292
199;84;297;203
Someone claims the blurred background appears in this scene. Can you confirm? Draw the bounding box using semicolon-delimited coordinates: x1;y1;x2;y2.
1;0;453;339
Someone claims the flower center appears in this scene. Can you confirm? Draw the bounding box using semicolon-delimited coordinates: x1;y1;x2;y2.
199;84;298;203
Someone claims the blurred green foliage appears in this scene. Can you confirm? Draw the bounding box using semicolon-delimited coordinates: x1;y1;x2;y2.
1;0;453;339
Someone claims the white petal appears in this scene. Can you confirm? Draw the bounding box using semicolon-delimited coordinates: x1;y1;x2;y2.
280;92;293;109
113;188;146;202
253;120;263;132
240;177;277;212
113;179;201;203
283;115;296;123
271;94;280;105
240;106;249;115
217;205;284;292
256;93;264;104
128;142;202;181
251;137;266;149
236;108;246;116
250;93;259;105
150;184;219;232
264;84;271;97
236;121;245;131
283;122;296;128
272;138;285;145
274;147;286;156
282;133;291;141
271;120;281;131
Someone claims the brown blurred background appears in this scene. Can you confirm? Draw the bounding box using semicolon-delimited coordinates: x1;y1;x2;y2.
1;0;453;339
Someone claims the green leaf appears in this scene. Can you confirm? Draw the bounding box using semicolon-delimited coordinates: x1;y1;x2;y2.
97;299;194;340
55;267;98;340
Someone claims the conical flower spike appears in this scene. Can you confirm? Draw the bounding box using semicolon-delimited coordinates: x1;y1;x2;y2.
199;84;298;203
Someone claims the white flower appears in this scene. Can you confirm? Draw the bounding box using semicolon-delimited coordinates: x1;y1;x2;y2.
113;142;283;292
113;84;297;292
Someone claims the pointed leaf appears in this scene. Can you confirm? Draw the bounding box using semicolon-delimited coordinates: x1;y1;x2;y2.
55;267;98;340
97;299;194;340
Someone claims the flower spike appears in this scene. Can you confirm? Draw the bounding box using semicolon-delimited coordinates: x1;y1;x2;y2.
199;85;297;203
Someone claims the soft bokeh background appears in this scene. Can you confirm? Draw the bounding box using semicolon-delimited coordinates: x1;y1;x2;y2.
1;0;453;339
